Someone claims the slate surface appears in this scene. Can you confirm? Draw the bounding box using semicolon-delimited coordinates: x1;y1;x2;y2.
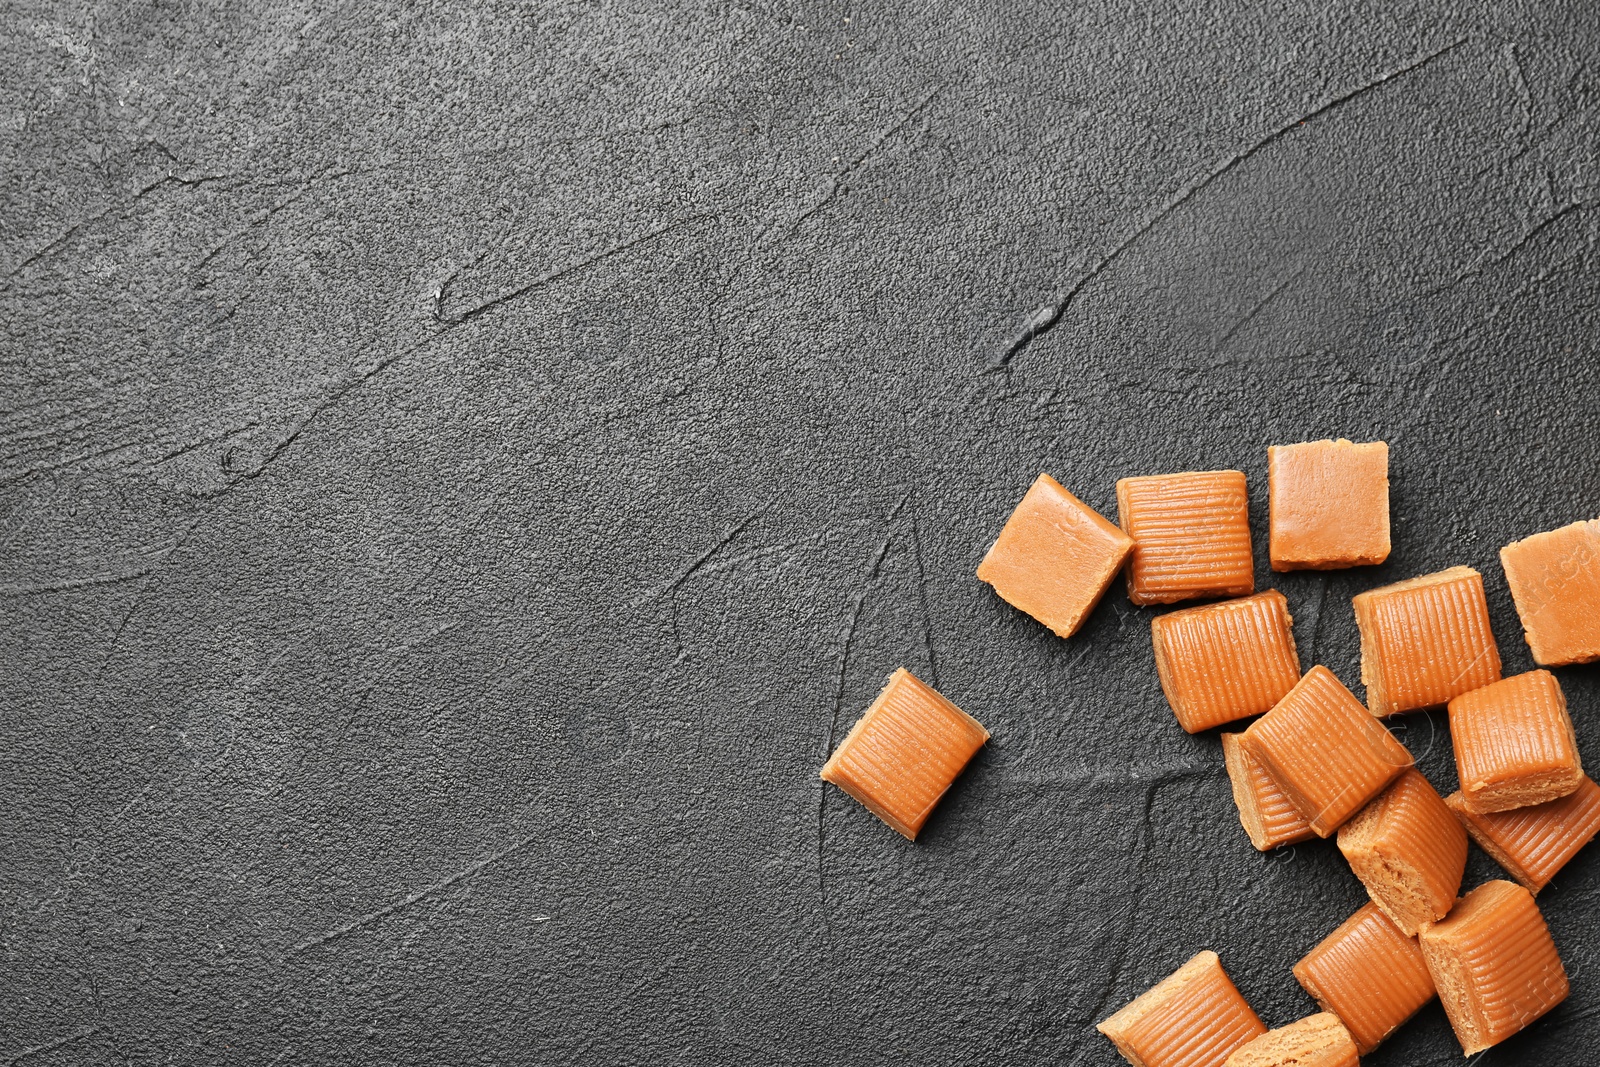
3;2;1598;1064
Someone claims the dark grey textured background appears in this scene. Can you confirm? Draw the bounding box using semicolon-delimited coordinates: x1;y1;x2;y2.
3;1;1598;1063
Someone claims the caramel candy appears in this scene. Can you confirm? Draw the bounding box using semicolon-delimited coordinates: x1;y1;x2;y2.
1353;566;1502;716
1239;666;1413;837
1152;591;1301;733
1098;950;1267;1067
1499;519;1600;666
819;668;989;840
1116;470;1254;606
1294;902;1436;1055
1222;732;1315;850
1418;880;1569;1055
1449;670;1583;814
976;473;1134;638
1446;777;1600;893
1337;769;1467;935
1223;1013;1358;1067
1267;439;1390;572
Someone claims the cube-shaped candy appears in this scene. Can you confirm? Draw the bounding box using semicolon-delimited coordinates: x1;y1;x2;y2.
1116;470;1254;605
1222;732;1315;851
1337;769;1467;935
1267;439;1390;571
1098;950;1266;1067
1352;567;1502;716
1449;670;1582;814
1499;519;1600;666
1294;902;1436;1055
1152;590;1301;733
1223;1013;1358;1067
1446;777;1600;894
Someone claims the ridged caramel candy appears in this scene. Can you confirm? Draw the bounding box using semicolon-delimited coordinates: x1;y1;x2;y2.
1267;439;1390;572
1446;777;1600;894
1449;670;1583;814
1239;666;1413;837
1117;470;1254;606
1294;902;1436;1055
1098;950;1266;1067
1418;880;1568;1056
1337;769;1467;935
1223;1013;1358;1067
976;473;1134;638
1500;519;1600;666
1222;732;1314;850
819;669;989;840
1152;591;1301;733
1353;567;1502;716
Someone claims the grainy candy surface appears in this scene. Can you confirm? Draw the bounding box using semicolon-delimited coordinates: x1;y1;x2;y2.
1336;769;1467;935
1223;1012;1358;1067
1267;439;1390;572
1447;778;1600;893
1449;670;1582;814
1353;567;1502;716
1223;732;1316;851
1499;519;1600;666
1152;590;1301;733
1116;470;1254;605
1294;903;1436;1055
1098;950;1266;1067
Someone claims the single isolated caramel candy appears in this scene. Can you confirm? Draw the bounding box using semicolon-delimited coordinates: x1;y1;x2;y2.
1098;950;1266;1067
1222;732;1315;851
1353;566;1502;716
1239;666;1413;837
1418;880;1569;1056
1152;591;1301;733
1116;470;1254;606
1337;769;1467;935
1449;670;1583;814
1267;439;1390;572
819;668;989;840
1446;777;1600;894
1500;519;1600;666
1223;1013;1358;1067
976;473;1134;638
1294;902;1436;1055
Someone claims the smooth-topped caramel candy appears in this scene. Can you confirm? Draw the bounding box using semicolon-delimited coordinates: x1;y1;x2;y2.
1268;439;1390;572
1418;880;1569;1056
1152;591;1302;733
1117;470;1254;606
1500;519;1600;666
1353;566;1502;716
1222;732;1315;851
1098;950;1266;1067
1223;1013;1358;1067
1446;777;1600;894
1294;902;1436;1055
976;473;1134;638
819;669;988;840
1449;670;1583;814
1239;666;1413;837
1337;769;1467;935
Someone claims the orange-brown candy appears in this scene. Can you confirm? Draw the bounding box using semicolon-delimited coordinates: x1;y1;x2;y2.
1499;519;1600;666
1239;666;1413;837
1294;902;1436;1055
976;473;1134;638
1223;1013;1358;1067
1222;732;1315;851
1353;567;1502;716
1446;777;1600;894
1449;670;1583;814
1152;591;1301;733
1098;950;1267;1067
819;668;988;840
1418;880;1569;1056
1268;439;1390;572
1117;470;1254;606
1337;769;1467;935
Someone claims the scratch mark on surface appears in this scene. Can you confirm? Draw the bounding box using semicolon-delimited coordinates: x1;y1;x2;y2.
909;501;940;689
1395;198;1594;308
1504;42;1533;139
92;512;211;687
2;1026;102;1066
631;508;765;608
1215;267;1306;347
0;567;153;597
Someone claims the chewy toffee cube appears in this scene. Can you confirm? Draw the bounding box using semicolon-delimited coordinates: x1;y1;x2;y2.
1152;590;1301;733
1267;438;1390;572
1499;519;1600;666
1449;670;1583;814
819;668;989;840
1446;777;1600;894
1116;470;1255;606
976;473;1134;638
1353;566;1502;716
1222;1013;1358;1067
1336;769;1467;935
1293;902;1436;1055
1097;950;1266;1067
1222;732;1315;851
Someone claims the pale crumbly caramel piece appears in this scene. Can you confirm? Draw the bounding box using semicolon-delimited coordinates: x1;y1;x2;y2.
1446;777;1600;894
1116;471;1254;606
1337;769;1468;935
1267;439;1390;572
1098;950;1267;1067
1223;1013;1358;1067
1418;880;1569;1056
1294;902;1436;1055
1352;566;1502;716
1239;666;1413;837
819;669;989;840
1152;591;1301;733
976;473;1134;638
1222;732;1315;851
1449;670;1583;814
1499;519;1600;666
